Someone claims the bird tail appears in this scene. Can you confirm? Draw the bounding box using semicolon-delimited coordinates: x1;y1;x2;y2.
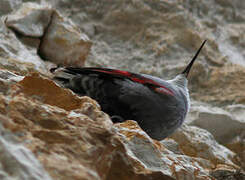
50;67;76;88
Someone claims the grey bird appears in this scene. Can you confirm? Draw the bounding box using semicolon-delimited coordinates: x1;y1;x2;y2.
51;40;206;140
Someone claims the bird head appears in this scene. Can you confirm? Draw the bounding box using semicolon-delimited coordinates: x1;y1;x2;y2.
170;40;206;88
168;40;207;112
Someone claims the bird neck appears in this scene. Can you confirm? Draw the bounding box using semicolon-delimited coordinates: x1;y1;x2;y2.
169;74;188;89
168;74;190;111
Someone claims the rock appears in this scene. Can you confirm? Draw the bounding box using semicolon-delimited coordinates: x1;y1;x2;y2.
18;72;97;111
186;101;245;144
170;124;238;167
5;3;53;37
0;72;221;180
225;135;245;171
0;69;24;95
160;138;183;155
39;11;92;66
47;0;209;72
0;18;50;75
191;64;245;105
186;102;245;170
226;104;245;122
0;0;22;16
0;119;52;180
114;120;214;179
47;0;245;70
5;2;92;67
5;78;111;179
210;164;245;180
47;0;245;107
0;69;24;82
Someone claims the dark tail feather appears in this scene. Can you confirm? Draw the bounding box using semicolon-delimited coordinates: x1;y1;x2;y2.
50;67;77;88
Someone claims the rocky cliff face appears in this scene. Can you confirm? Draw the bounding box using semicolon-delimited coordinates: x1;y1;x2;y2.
0;1;244;180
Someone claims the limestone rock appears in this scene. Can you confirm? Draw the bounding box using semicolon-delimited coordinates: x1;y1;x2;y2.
0;69;24;95
0;18;48;74
170;125;238;167
39;11;92;66
0;72;220;180
47;0;244;70
225;135;245;172
186;101;245;170
5;2;92;67
210;164;245;180
191;64;245;105
0;0;22;16
0;119;52;180
187;101;245;144
226;104;245;122
6;3;53;37
114;121;214;179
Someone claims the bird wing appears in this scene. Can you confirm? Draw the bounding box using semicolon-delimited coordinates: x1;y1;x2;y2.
59;67;174;96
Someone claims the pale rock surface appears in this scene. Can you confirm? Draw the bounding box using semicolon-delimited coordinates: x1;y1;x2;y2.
226;104;245;122
5;2;53;37
190;64;245;105
170;124;238;167
5;2;92;67
187;101;245;144
0;119;52;180
0;68;23;88
47;0;245;68
0;18;49;74
0;0;22;16
39;11;92;66
114;121;214;179
186;101;245;170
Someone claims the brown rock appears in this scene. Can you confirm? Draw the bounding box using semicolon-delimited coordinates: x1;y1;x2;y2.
1;71;216;180
170;125;237;167
191;64;245;105
18;72;98;111
39;11;92;66
5;2;92;67
114;121;215;180
226;134;245;170
210;164;245;180
0;95;8;114
4;81;112;179
0;120;52;180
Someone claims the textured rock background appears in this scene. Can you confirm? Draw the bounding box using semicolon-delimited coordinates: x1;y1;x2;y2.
0;0;244;179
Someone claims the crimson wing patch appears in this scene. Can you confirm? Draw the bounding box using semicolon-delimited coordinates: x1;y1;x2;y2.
64;67;174;96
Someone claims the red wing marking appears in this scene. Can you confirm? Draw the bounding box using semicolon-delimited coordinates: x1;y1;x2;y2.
131;77;145;84
94;69;131;76
154;87;174;96
92;68;174;96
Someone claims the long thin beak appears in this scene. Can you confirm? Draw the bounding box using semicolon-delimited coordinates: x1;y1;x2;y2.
182;40;207;78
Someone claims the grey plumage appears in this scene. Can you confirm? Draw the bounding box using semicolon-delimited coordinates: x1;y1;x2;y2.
51;40;206;140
